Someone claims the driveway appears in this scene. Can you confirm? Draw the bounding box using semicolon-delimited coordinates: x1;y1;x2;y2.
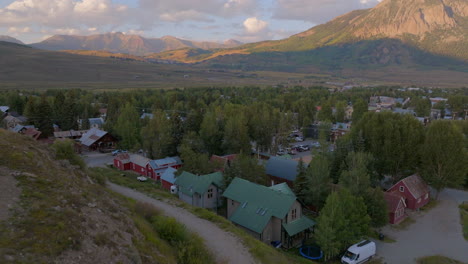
375;188;468;264
107;182;256;264
82;151;114;168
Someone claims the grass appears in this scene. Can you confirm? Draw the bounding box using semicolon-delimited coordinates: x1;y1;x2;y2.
420;200;439;212
98;166;313;264
459;202;468;241
417;255;465;264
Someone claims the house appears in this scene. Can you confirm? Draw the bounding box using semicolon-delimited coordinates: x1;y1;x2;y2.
140;113;154;120
266;157;302;187
130;155;151;176
345;105;353;120
387;174;430;210
223;178;315;248
161;167;178;190
0;106;9;113
12;125;41;140
148;156;183;180
174;171;223;209
211;154;238;172
79;128;117;151
89;118;105;129
330;122;351;142
114;153;132;171
429;97;447;107
3;112;27;129
384;192;407;224
99;108;107;119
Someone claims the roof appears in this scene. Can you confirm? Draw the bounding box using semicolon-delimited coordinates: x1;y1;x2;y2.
149;156;182;169
54;130;88;138
175;171;223;197
384;192;406;212
265;156;301;181
0;106;9;113
79;128;108;147
397;174;429;199
211;154;238;171
223;177;297;233
130;154;151;167
393;108;415;115
115;153;130;163
282;216;316;236
89;118;104;127
161;167;177;184
140;113;154;119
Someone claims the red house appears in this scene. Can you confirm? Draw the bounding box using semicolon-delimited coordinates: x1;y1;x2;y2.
130;155;151;176
387;174;430;210
384;192;407;224
161;167;178;190
114;153;131;171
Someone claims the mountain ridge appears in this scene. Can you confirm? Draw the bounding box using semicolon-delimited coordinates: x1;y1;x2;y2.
31;32;243;56
0;35;24;45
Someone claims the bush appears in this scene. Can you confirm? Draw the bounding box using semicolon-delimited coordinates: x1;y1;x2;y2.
51;139;86;169
134;202;161;221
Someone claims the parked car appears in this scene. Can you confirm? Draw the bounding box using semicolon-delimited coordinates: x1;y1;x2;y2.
341;240;376;264
137;176;148;182
277;149;286;155
297;144;310;151
295;136;304;142
287;148;297;155
112;149;128;156
311;142;321;148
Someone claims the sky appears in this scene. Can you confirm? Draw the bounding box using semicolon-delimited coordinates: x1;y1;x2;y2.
0;0;382;44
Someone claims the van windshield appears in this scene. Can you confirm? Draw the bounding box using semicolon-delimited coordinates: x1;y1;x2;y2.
344;251;357;260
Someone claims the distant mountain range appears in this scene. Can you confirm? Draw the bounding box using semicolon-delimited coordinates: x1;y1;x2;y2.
152;0;468;70
0;35;23;45
29;32;242;56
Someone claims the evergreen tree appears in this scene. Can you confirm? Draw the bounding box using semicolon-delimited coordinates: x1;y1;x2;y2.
36;96;53;137
293;158;308;201
421;121;467;199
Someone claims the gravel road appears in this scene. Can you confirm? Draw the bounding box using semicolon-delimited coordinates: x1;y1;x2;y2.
376;188;468;264
107;182;257;264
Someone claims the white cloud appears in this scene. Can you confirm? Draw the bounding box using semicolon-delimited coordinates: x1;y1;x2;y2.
243;17;268;34
273;0;382;24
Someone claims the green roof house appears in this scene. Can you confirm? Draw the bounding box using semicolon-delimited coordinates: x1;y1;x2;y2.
174;171;223;209
223;177;315;249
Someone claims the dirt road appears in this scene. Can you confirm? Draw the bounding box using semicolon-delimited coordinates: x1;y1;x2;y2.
107;182;257;264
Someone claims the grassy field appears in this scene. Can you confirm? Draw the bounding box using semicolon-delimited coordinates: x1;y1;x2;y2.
99;167;313;264
417;255;466;264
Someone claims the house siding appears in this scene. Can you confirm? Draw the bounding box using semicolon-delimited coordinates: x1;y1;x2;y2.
390;200;407;224
227;199;240;219
269;175;293;188
286;200;302;223
179;192;193;206
161;180;173;190
388;182;429;210
202;184;220;209
261;218;273;243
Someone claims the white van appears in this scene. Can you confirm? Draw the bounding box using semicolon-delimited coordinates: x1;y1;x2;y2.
341;240;376;264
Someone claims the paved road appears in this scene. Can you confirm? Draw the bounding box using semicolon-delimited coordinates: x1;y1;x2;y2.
376;188;468;264
107;182;256;264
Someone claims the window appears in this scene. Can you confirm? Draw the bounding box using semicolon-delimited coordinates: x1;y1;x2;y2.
291;209;297;220
425;193;429;199
417;198;421;203
231;200;234;206
399;186;404;192
207;188;213;199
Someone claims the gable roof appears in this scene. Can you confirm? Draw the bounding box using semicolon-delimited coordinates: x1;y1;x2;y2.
79;128;108;146
0;106;9;113
54;130;88;138
175;171;223;197
396;174;429;199
129;154;151;167
282;216;316;237
223;177;297;233
115;153;130;163
265;156;301;181
161;167;178;184
384;192;406;213
89;118;104;127
149;156;182;170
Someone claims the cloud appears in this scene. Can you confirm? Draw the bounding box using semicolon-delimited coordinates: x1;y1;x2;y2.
0;0;130;30
273;0;382;24
243;17;268;34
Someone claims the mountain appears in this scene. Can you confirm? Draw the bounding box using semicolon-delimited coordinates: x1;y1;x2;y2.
154;0;468;66
0;35;24;45
31;32;242;56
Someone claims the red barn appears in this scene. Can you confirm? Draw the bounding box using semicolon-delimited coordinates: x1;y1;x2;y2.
387;174;430;210
384;192;407;224
148;156;183;180
130;155;151;176
114;153;131;171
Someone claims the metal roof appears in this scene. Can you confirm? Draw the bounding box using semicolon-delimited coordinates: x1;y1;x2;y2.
223;177;297;233
174;171;223;197
265;156;301;181
79;128;108;147
0;106;9;113
282;216;316;237
161;167;178;184
88;118;104;127
149;156;182;169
